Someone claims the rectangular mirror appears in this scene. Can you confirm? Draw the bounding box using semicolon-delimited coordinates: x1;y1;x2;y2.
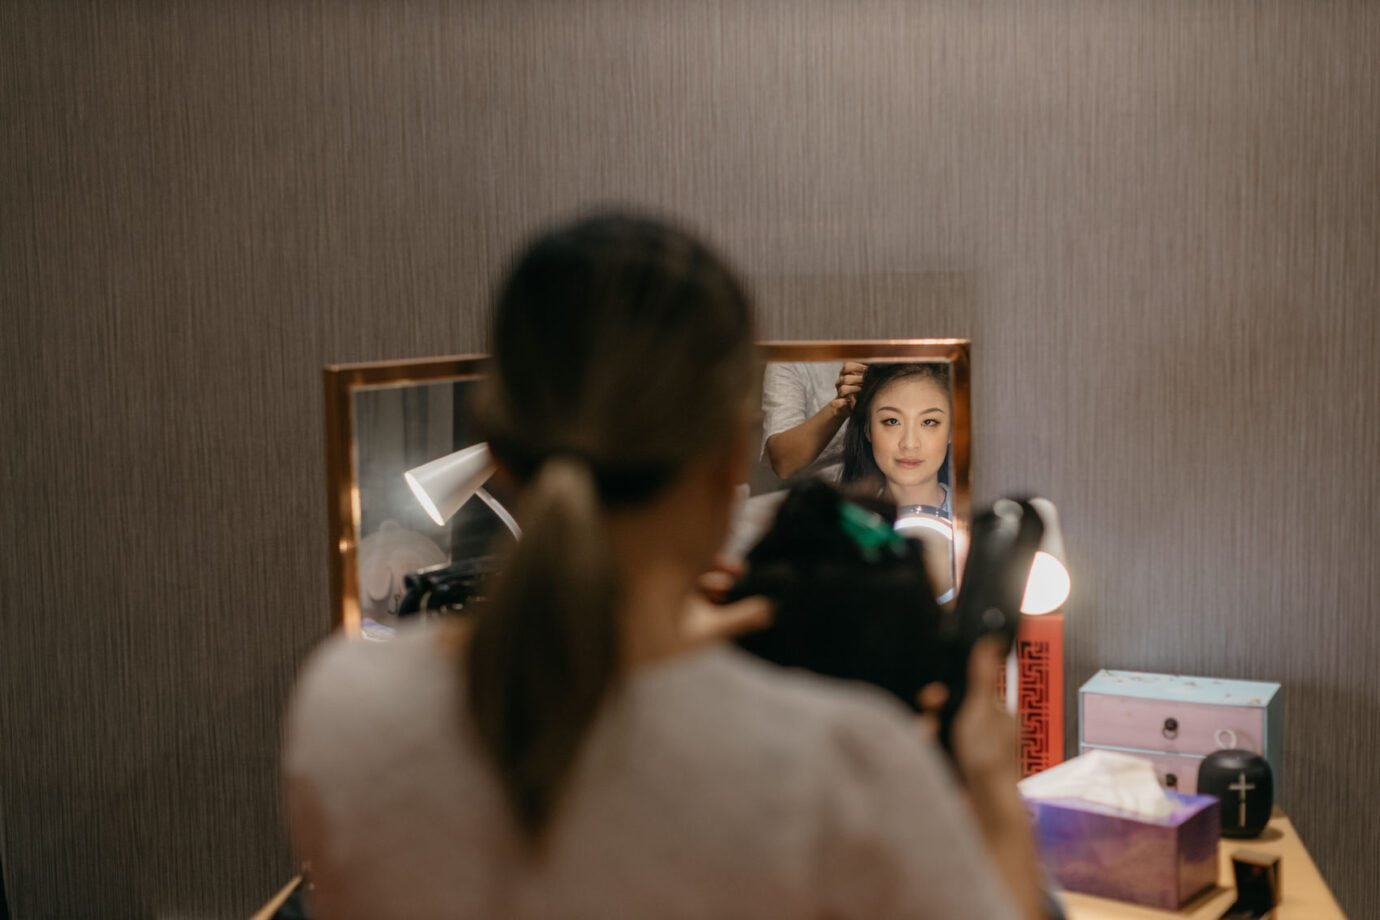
324;339;970;634
735;340;971;603
324;356;494;637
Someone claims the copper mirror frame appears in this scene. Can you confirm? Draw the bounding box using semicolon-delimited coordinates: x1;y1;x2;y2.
323;339;971;635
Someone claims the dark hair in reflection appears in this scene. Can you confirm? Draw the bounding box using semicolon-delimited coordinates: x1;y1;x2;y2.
840;362;951;495
468;213;756;842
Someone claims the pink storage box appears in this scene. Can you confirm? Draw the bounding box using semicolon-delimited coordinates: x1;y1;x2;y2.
1078;670;1283;795
1028;791;1220;909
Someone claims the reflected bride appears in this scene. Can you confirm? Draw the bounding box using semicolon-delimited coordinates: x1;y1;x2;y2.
842;362;953;514
841;362;955;601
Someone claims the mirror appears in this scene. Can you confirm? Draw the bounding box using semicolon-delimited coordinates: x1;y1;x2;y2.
324;340;970;634
732;340;971;603
323;356;514;637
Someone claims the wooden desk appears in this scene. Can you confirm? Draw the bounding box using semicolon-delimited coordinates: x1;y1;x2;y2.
250;875;301;920
1061;811;1344;919
254;814;1342;919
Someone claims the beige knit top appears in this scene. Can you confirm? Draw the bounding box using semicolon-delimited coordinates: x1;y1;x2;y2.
283;622;1020;920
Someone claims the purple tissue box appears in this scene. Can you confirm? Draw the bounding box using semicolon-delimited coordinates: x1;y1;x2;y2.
1027;791;1220;909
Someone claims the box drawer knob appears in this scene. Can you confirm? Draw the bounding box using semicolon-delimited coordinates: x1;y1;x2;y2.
1162;717;1179;739
1164;772;1178;788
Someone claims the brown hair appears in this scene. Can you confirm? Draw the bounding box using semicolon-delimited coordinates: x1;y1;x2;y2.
467;213;755;839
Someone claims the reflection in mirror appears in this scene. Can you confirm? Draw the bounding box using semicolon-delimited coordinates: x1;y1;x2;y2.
730;343;970;605
350;379;514;638
325;342;968;632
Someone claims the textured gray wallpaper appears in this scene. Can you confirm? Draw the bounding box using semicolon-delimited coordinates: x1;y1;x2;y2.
2;1;1377;916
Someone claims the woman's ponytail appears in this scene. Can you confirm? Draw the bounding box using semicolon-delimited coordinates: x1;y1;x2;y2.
466;457;621;839
464;212;756;841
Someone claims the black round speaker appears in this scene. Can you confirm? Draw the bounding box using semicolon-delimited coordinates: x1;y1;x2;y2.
1197;749;1273;839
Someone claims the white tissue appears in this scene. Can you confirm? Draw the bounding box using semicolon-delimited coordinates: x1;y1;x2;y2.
1019;749;1176;819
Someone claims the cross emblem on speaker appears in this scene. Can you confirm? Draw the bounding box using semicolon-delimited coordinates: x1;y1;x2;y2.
1228;772;1256;828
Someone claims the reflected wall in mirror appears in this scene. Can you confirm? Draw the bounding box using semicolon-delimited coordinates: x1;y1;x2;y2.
324;340;970;634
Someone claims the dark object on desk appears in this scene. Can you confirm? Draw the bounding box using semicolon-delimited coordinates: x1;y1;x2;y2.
396;555;496;617
1199;749;1274;838
727;481;1043;750
1219;850;1282;919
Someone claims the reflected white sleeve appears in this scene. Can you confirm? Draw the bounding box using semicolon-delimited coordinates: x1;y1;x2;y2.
760;363;811;454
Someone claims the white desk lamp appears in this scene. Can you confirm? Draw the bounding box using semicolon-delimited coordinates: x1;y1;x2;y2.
403;442;522;538
1021;497;1071;615
1009;496;1071;776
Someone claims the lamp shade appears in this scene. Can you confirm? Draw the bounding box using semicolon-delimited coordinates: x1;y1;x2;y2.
403;442;495;527
1021;497;1071;615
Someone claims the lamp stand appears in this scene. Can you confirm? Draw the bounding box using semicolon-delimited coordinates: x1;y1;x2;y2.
1002;612;1065;777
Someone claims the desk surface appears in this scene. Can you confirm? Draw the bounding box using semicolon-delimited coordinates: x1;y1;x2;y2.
255;815;1342;920
1061;811;1344;919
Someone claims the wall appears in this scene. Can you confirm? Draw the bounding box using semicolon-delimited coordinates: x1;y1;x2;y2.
1;1;1376;916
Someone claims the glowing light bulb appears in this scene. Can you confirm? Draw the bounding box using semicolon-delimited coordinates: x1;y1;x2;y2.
1021;550;1070;615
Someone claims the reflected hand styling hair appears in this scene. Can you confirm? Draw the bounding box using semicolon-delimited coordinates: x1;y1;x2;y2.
467;213;756;840
840;362;951;494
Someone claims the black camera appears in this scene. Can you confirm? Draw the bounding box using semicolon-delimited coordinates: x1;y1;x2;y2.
728;481;1043;748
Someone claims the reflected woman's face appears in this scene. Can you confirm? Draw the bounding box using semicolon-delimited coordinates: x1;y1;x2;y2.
866;376;951;505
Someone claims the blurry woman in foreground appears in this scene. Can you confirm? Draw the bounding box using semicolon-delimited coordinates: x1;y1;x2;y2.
284;215;1042;919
